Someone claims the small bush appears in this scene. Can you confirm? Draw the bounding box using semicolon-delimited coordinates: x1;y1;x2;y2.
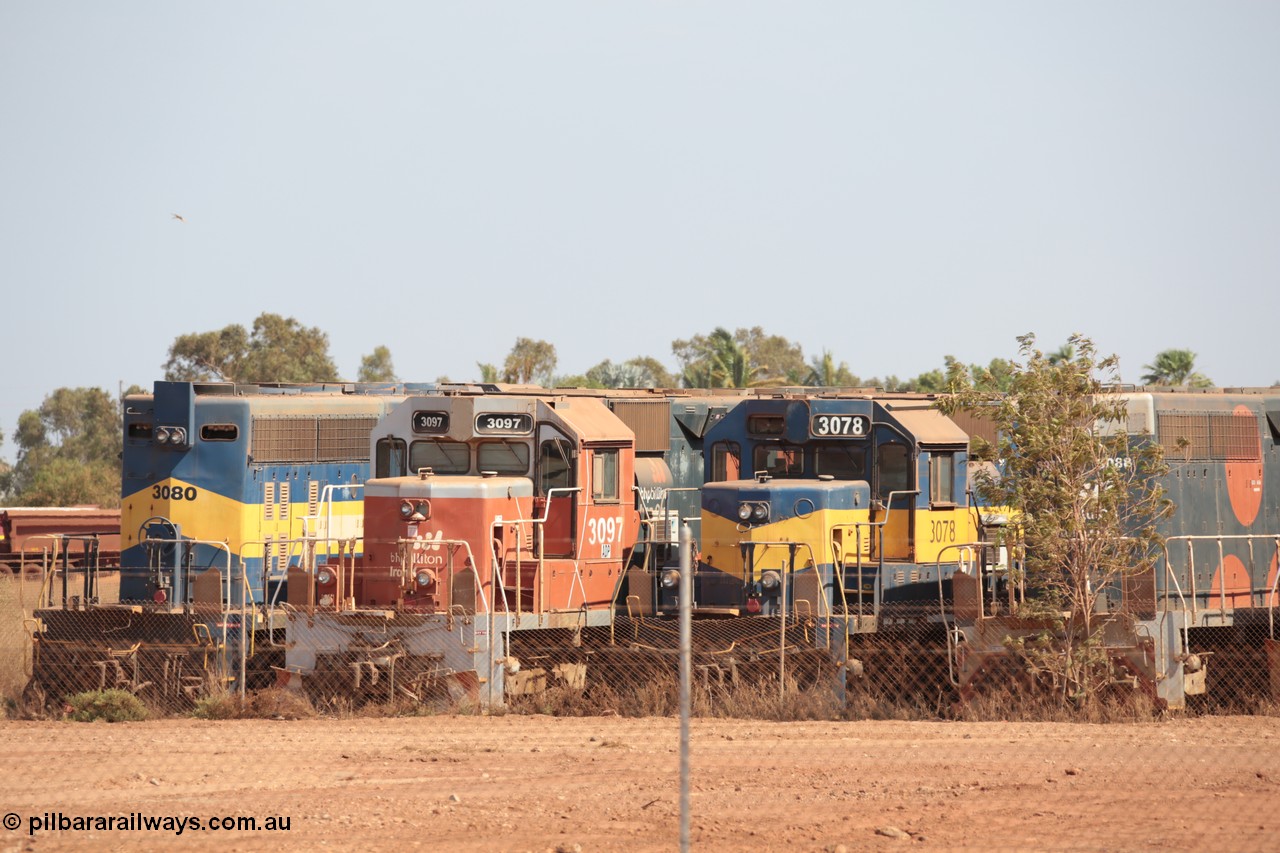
191;693;242;720
65;689;148;723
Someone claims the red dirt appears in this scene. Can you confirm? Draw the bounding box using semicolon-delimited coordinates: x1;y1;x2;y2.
3;715;1278;852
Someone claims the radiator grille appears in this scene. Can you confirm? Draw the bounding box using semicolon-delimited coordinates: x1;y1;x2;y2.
252;416;378;464
1157;412;1259;461
318;416;377;462
610;400;671;453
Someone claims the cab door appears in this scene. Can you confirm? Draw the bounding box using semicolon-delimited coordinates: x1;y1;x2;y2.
537;425;577;557
873;433;914;561
917;449;968;564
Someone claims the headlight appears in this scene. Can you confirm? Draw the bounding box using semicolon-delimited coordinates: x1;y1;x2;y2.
155;426;171;444
761;570;782;590
415;569;436;588
317;568;334;586
400;500;414;519
169;427;187;445
737;503;753;521
660;568;681;589
751;503;769;522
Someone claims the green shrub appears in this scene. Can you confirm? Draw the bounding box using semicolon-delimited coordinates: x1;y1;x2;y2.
65;689;148;723
191;693;242;720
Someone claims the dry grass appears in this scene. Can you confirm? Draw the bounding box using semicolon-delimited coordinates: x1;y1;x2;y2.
951;682;1159;723
0;573;45;707
0;571;124;715
193;688;318;720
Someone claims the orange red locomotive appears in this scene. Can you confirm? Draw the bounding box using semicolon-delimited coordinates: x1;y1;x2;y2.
283;392;641;703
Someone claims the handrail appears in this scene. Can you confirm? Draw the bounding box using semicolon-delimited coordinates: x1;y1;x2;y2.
483;486;581;613
828;521;882;618
1159;534;1280;616
135;534;235;687
934;542;981;689
735;539;823;614
393;536;491;616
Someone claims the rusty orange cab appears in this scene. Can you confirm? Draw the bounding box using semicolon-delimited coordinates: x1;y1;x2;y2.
352;392;639;617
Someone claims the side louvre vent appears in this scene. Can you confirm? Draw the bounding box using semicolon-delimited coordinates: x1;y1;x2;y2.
610;400;671;453
252;415;379;463
1157;412;1260;461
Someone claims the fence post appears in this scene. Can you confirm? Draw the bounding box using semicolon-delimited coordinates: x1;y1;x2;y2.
679;523;692;853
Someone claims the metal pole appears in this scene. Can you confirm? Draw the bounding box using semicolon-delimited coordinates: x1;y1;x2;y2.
678;523;692;853
240;560;248;700
780;550;788;701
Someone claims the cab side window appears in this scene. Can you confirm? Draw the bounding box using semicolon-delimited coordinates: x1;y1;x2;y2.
539;438;575;494
929;452;955;505
591;449;620;503
877;441;911;499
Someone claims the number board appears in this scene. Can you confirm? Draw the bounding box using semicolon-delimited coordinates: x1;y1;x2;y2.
412;411;450;434
475;413;534;435
810;414;870;438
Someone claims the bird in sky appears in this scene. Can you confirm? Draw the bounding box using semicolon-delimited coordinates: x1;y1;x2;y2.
172;213;186;223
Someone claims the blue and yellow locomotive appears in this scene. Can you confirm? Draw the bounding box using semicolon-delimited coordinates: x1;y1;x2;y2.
689;393;979;620
30;380;438;700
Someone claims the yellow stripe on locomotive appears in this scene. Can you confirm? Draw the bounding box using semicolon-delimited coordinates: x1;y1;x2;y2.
121;478;365;559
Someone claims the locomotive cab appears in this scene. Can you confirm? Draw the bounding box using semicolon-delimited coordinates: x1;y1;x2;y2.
693;395;980;622
352;394;640;617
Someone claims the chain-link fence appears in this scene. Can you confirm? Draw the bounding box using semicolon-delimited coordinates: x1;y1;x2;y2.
7;566;1278;721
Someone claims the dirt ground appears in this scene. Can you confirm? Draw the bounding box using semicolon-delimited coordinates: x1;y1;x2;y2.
1;714;1277;853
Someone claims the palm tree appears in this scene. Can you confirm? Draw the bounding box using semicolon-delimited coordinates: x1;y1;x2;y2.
805;350;859;386
1048;343;1075;365
1141;349;1213;387
705;328;761;387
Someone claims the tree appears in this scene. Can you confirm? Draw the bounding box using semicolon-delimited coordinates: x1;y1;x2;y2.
163;313;339;384
584;357;675;389
502;338;557;385
476;363;501;384
7;387;129;507
941;334;1172;706
1047;343;1075;365
805;350;861;387
736;328;808;384
357;346;397;382
901;367;947;393
973;357;1015;393
673;327;803;388
0;432;10;499
1141;349;1213;387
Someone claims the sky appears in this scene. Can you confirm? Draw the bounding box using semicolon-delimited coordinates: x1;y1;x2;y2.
2;3;1278;463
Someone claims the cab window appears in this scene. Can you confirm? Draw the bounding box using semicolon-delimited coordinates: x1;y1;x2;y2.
539;438;575;494
877;441;911;499
930;452;955;505
747;414;785;436
477;440;530;475
754;443;804;478
711;441;741;481
376;438;406;478
410;439;469;474
591;449;620;502
816;443;866;480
